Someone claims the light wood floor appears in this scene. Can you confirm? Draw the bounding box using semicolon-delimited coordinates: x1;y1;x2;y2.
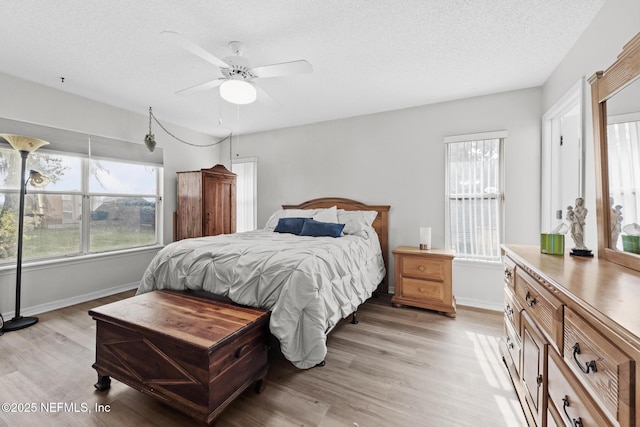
0;291;526;426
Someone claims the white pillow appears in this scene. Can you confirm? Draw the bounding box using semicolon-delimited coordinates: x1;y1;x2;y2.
312;206;339;223
337;209;378;234
264;209;316;229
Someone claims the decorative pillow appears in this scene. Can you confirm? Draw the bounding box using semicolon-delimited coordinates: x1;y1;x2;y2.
264;209;316;229
312;206;338;223
337;209;378;234
299;219;345;238
274;217;307;234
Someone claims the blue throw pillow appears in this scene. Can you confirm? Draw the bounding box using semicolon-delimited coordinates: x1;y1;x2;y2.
299;219;345;238
274;217;307;234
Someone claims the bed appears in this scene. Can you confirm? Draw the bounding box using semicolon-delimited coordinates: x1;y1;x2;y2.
137;197;390;369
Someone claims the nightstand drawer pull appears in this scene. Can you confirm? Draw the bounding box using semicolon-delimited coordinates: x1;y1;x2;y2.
417;265;425;272
562;395;584;427
572;343;597;374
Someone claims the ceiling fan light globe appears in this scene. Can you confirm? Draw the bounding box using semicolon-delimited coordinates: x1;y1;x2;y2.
220;80;257;105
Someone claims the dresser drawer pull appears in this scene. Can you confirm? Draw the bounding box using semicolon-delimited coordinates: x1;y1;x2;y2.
504;270;512;279
417;265;425;272
572;343;597;374
235;344;251;358
505;304;514;316
525;291;537;307
562;395;584;427
506;337;514;350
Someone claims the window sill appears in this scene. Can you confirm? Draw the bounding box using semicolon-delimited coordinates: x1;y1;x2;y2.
452;258;503;269
0;245;164;274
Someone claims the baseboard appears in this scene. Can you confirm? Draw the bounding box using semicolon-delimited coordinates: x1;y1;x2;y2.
456;296;502;312
2;282;140;318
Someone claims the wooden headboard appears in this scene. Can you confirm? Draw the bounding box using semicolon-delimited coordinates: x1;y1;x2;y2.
282;197;390;294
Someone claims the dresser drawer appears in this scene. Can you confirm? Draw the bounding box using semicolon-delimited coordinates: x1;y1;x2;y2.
401;256;445;281
504;318;521;376
400;277;446;303
504;256;516;291
515;268;563;350
504;287;522;334
563;307;634;426
547;349;614;427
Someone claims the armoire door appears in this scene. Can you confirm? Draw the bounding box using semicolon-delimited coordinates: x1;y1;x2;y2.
202;173;236;236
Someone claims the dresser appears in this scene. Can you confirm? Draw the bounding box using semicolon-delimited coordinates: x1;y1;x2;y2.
391;246;456;317
175;164;236;240
500;244;639;427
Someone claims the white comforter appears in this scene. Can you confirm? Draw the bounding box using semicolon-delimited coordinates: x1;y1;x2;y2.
137;228;385;369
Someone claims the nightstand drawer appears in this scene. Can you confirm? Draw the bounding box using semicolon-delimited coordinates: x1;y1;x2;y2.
400;277;446;303
401;256;444;281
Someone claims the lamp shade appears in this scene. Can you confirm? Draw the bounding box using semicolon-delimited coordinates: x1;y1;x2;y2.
28;170;50;188
0;134;49;152
220;80;257;105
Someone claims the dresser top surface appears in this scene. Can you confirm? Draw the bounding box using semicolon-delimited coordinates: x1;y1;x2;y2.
503;244;640;343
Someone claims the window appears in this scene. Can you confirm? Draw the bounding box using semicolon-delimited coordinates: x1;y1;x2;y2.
232;158;257;232
445;131;505;262
0;117;163;264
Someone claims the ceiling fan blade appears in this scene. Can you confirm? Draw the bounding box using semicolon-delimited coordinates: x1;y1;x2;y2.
161;31;229;69
251;82;283;110
251;60;313;78
176;78;225;96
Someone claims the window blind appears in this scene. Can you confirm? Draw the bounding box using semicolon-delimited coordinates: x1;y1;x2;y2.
445;133;505;262
0;117;163;165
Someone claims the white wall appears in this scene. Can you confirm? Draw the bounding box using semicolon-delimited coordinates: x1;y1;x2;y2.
0;73;223;316
235;87;542;310
542;0;640;254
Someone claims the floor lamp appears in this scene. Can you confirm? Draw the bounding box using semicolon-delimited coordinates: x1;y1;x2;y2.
1;134;49;332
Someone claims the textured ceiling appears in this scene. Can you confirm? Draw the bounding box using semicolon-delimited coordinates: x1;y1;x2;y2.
1;0;605;138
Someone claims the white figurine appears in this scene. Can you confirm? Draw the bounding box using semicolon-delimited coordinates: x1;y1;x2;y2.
567;197;592;256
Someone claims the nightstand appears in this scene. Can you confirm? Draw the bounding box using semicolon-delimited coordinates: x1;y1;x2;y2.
391;246;456;317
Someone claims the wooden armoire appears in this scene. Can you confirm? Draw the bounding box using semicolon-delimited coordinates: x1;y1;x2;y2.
175;164;236;241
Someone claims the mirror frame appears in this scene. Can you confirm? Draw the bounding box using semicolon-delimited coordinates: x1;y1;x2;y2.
588;32;640;271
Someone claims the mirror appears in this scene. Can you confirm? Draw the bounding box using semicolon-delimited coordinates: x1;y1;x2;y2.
589;32;640;271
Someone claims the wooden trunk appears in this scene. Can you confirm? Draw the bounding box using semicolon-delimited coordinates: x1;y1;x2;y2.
176;164;236;241
89;290;270;424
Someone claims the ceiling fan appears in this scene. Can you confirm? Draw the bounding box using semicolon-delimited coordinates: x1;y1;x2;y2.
162;31;313;107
